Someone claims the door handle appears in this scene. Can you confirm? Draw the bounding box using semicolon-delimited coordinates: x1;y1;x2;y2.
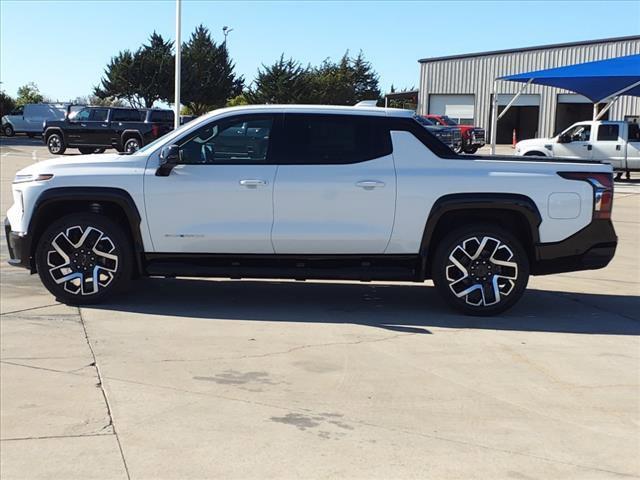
616;144;621;151
356;180;385;189
239;179;267;187
80;123;87;127
586;144;592;151
101;124;108;127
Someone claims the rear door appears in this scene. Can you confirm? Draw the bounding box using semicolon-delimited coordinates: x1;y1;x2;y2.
591;123;624;170
271;113;396;254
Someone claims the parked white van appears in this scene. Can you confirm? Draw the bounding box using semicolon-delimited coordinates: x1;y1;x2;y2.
2;104;67;137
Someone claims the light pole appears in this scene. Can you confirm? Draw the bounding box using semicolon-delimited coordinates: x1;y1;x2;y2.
174;0;181;129
222;26;233;48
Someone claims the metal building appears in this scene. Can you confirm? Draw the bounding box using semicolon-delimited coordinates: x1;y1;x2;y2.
417;36;640;143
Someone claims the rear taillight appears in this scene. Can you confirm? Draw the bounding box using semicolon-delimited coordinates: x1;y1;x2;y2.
151;125;160;138
559;172;614;219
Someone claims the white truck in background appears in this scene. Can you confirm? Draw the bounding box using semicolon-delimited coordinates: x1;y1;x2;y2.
515;120;640;179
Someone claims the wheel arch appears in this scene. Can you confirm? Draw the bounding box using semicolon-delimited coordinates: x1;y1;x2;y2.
44;127;64;142
419;193;542;279
27;187;144;275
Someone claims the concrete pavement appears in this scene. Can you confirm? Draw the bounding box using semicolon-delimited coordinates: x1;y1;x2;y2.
1;138;639;479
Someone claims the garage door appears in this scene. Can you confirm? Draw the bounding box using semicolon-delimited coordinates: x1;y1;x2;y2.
429;95;475;125
496;94;540;106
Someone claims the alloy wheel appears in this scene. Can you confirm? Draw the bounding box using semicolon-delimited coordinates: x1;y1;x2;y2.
46;226;119;296
48;135;62;154
125;139;140;153
445;236;518;307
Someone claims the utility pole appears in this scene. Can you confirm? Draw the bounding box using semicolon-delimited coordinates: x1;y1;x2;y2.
222;26;233;48
174;0;181;129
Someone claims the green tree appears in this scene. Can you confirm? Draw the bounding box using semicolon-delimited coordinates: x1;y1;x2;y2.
95;32;173;108
181;25;244;115
0;89;16;117
15;82;44;105
73;94;126;107
246;55;311;104
226;93;248;107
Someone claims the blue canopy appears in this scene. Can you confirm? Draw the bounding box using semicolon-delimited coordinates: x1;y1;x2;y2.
500;54;640;103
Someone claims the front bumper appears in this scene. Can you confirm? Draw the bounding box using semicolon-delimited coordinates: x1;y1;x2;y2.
532;219;617;275
4;218;32;270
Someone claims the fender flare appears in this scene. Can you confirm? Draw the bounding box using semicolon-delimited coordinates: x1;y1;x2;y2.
43;126;65;142
121;130;144;148
28;187;144;273
418;193;542;278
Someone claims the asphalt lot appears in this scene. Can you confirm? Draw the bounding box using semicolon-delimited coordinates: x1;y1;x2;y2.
1;137;639;479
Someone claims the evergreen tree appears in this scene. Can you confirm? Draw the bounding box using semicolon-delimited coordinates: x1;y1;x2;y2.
246;55;311;104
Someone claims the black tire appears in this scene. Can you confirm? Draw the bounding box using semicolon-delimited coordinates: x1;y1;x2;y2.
94;148;106;154
432;224;529;316
78;147;97;154
46;132;66;155
35;213;133;305
463;146;478;154
524;151;545;157
3;124;15;137
123;137;141;154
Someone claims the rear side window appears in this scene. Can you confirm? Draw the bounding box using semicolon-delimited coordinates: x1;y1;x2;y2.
149;110;174;123
111;109;143;122
280;114;391;164
628;123;640;142
597;124;619;141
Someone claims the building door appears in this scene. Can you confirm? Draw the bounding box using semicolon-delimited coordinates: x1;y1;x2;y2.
555;94;608;135
429;94;475;125
490;94;540;144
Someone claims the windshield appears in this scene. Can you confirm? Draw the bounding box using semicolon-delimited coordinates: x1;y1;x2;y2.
441;115;458;126
413;115;435;126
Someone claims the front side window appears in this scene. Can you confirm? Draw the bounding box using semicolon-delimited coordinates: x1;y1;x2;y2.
73;108;92;122
10;106;24;116
597;124;619;141
177;115;273;164
566;124;591;142
281;114;391;164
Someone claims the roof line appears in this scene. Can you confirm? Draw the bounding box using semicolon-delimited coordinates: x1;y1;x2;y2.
418;35;640;63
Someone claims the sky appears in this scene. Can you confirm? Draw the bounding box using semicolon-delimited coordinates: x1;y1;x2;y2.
1;0;639;102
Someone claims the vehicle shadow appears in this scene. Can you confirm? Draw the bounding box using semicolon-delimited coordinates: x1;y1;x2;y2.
93;278;640;336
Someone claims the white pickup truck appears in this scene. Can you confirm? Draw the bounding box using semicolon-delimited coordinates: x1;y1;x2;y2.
5;105;618;316
515;120;640;179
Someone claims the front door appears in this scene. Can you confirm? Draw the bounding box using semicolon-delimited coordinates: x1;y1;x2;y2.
144;114;278;253
271;113;396;254
553;123;593;159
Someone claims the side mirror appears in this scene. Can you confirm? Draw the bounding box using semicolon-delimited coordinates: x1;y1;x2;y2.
156;144;180;176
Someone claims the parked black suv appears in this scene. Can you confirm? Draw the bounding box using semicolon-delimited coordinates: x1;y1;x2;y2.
43;106;175;155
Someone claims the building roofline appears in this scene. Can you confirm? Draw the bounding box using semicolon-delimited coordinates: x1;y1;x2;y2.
418;35;640;63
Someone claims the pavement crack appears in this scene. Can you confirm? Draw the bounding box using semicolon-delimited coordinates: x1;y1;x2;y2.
1;433;114;442
0;360;89;376
78;308;131;480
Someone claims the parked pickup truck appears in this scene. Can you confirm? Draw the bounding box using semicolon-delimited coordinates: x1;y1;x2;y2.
414;115;462;151
5;105;617;316
43;106;174;155
515;120;640;179
426;114;486;154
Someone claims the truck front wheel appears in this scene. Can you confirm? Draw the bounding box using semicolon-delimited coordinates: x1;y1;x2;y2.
432;225;529;316
35;213;133;305
46;133;66;155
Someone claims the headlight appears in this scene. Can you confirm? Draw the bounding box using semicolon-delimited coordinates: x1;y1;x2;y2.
13;173;54;184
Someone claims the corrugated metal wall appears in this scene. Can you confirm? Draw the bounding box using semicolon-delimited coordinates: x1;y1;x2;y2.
418;38;640;138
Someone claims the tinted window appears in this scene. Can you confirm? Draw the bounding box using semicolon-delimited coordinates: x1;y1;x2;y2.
73;108;91;121
281;114;391;164
178;115;273;164
112;109;143;122
628;123;640;142
150;110;174;123
10;106;24;116
89;109;109;122
597;124;619;141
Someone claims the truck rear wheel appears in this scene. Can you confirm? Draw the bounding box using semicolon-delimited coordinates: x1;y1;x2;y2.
35;213;133;305
432;224;529;316
123;137;141;154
